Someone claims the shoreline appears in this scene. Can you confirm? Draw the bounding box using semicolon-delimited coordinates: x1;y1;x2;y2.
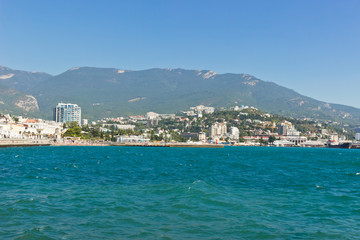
1;139;359;149
111;142;224;148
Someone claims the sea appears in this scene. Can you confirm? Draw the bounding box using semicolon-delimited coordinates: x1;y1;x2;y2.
1;146;360;239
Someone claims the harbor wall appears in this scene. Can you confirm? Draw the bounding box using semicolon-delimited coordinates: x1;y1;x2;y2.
0;139;52;147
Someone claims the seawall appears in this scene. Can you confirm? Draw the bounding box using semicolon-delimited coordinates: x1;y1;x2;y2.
0;139;52;148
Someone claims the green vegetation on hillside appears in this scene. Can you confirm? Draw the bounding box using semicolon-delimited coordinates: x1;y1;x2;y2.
1;65;360;125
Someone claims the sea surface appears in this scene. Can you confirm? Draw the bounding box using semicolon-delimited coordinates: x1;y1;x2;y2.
1;146;360;239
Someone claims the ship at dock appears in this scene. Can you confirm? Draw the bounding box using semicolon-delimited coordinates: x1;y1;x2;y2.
327;142;360;149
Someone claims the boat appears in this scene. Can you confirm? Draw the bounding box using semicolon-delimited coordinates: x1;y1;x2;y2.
350;144;360;149
328;142;352;149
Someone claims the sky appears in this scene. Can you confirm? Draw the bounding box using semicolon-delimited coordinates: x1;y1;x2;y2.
0;0;359;107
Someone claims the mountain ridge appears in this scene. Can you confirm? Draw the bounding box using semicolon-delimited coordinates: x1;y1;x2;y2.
0;65;359;124
0;66;52;92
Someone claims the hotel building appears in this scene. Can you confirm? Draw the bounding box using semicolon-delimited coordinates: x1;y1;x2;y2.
54;103;82;125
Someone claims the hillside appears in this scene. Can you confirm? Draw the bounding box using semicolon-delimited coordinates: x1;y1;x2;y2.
29;67;360;123
0;65;359;124
0;85;40;116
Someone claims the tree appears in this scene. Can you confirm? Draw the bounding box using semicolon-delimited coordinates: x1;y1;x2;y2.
63;122;82;137
268;136;276;145
259;138;267;145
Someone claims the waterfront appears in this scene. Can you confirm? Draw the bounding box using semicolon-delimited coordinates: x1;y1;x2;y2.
1;146;360;239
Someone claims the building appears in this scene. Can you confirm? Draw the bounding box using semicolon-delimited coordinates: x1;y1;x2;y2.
103;124;135;130
181;132;199;140
274;139;296;147
190;105;214;114
188;105;215;117
159;113;176;120
0;117;63;139
210;122;227;139
146;112;160;127
82;119;88;126
277;121;291;135
286;128;300;136
229;126;240;140
355;127;360;141
198;132;206;141
115;135;150;143
54;103;81;125
146;112;159;119
277;121;300;136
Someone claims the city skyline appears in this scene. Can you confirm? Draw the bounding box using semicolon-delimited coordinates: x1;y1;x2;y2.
1;0;359;108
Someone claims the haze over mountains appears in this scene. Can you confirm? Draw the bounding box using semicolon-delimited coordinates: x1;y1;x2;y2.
0;65;359;124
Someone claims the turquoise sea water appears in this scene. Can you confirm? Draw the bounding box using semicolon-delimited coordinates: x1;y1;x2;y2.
1;146;360;239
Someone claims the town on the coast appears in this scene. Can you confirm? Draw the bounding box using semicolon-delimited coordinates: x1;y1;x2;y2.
1;102;360;148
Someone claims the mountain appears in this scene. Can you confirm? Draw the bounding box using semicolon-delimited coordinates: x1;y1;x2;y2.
0;66;52;92
28;67;360;123
0;66;48;116
0;84;40;115
0;65;359;124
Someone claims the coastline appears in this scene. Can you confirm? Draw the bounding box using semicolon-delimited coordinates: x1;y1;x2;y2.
0;139;224;148
1;139;359;149
111;142;224;148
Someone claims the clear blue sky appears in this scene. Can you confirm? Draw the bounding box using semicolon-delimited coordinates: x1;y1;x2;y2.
1;0;359;107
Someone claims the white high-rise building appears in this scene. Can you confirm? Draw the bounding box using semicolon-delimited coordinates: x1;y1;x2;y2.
146;112;160;127
146;112;159;120
54;103;81;125
355;127;360;141
230;126;240;140
210;122;227;139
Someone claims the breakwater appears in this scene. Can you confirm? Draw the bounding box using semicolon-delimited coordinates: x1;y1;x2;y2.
0;139;52;148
